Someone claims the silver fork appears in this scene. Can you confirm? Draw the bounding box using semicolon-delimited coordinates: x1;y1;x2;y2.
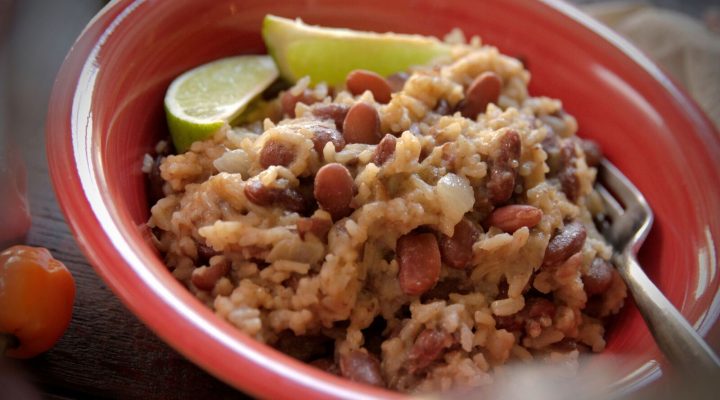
597;159;720;373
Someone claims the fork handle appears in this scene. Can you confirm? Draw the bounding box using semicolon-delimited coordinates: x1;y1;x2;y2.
617;252;720;373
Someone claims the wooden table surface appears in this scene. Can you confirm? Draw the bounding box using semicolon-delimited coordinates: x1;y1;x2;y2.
2;0;717;399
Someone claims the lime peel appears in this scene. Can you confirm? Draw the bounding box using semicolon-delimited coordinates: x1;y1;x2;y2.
164;55;278;152
262;15;452;85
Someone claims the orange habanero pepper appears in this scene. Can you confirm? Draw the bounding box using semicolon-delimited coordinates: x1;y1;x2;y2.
0;245;75;358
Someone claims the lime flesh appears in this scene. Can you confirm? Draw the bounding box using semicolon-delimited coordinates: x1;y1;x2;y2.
262;15;452;85
164;55;278;152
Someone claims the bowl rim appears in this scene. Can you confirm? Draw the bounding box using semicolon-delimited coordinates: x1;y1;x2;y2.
46;0;720;399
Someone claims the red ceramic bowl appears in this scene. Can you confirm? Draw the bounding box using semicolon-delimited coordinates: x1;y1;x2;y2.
47;0;720;398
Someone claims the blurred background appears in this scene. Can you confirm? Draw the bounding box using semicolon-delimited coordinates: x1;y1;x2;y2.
0;0;718;398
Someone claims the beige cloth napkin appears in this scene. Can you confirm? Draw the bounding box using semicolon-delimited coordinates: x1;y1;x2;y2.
582;2;720;129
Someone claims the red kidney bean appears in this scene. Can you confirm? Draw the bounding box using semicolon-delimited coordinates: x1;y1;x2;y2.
583;258;614;296
542;221;587;266
346;69;393;104
312;103;350;131
196;242;218;264
473;186;493;216
339;350;385;387
558;140;579;202
244;181;306;213
408;329;454;374
296;217;333;242
310;358;340;375
495;297;555;332
386;71;409;93
580;139;602;168
421;277;469;302
495;315;524;332
275;190;307;214
343;102;382;144
438;218;481;269
313;163;354;220
191;259;229;291
372;134;397;165
488;170;515;205
310;125;345;155
583;296;604;318
244;180;276;205
396;232;441;295
487;130;521;205
460;71;502;119
259;140;295;168
485;205;543;233
525;297;556;319
281;89;319;117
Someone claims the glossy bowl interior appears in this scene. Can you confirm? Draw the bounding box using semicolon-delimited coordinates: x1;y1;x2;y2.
47;0;720;398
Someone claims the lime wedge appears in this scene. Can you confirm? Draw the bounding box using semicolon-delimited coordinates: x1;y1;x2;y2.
165;55;278;152
262;15;452;85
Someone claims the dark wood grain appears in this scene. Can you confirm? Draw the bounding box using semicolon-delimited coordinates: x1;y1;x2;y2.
3;1;247;398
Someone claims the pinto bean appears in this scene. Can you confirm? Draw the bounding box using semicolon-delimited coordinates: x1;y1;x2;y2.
488;130;521;205
558;140;579;202
259;140;295;168
543;221;587;266
396;233;441;295
372;134;397;165
408;329;454;374
343;102;382;144
583;258;614;296
438;218;480;269
460;71;502;119
312;103;350;131
281;89;319;117
191;259;229;291
296;217;333;241
313;163;354;220
244;181;306;213
580;139;602;168
339;350;385;387
386;72;409;93
346;69;392;104
486;205;543;233
310;125;345;155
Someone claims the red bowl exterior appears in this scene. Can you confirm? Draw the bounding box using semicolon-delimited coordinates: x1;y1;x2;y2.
46;0;720;398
